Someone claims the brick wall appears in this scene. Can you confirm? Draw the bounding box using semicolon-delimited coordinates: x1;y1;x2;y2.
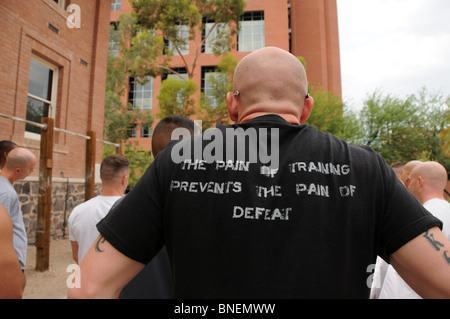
0;0;111;179
0;0;111;242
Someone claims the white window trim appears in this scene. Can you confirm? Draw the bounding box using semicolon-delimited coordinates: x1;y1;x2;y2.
25;55;59;140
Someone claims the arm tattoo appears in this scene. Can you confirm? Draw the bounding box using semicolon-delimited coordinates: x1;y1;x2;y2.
95;236;106;253
423;230;450;265
423;230;444;251
445;251;450;264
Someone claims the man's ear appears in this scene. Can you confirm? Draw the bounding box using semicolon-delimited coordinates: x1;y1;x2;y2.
122;174;129;187
227;92;238;122
300;96;314;124
418;176;425;187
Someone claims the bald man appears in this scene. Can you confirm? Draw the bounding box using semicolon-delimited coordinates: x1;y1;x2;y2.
408;161;450;238
379;161;450;299
0;147;37;270
69;47;450;299
400;160;422;187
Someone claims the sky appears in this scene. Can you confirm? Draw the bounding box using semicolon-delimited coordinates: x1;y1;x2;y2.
336;0;450;111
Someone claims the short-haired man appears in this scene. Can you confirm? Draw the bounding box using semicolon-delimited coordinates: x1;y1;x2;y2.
69;154;129;263
120;116;194;299
151;115;195;157
0;147;37;270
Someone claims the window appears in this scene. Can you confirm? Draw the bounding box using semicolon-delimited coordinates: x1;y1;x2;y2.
26;56;58;136
141;126;152;138
203;19;229;54
202;66;227;108
128;76;154;110
53;0;68;9
109;23;119;57
127;124;137;138
238;11;265;52
111;0;121;11
164;68;188;81
166;25;189;56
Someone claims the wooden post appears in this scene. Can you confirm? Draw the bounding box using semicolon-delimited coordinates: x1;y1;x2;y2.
36;118;54;271
117;139;125;155
85;130;96;201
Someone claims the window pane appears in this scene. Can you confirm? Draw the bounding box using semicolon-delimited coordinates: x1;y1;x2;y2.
28;59;53;101
25;97;49;134
129;76;153;110
111;0;121;11
238;12;265;52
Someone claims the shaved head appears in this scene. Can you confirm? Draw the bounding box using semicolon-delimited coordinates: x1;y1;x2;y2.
408;161;448;204
228;47;312;124
412;162;447;189
400;160;422;187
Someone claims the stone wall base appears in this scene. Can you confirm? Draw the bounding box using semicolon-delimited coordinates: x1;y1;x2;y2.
14;181;100;245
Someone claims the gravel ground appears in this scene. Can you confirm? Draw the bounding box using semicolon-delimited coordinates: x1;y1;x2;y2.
22;238;74;299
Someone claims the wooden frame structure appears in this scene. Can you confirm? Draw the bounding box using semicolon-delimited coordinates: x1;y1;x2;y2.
0;113;122;271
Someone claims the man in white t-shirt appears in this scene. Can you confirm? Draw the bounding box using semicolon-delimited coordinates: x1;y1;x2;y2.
69;154;129;263
379;161;450;299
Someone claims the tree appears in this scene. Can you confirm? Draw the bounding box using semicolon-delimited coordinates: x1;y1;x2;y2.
356;89;449;167
305;84;344;135
157;77;197;118
118;0;246;119
103;25;154;187
199;53;238;128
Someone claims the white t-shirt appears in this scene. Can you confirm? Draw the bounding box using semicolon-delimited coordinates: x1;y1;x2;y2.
379;198;450;299
68;195;121;262
423;198;450;239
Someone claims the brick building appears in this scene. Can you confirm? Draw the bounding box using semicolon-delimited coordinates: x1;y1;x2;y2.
0;0;111;241
109;0;341;151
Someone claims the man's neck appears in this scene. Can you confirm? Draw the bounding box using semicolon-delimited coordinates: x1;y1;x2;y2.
421;193;445;205
100;187;124;197
238;102;301;125
0;171;14;185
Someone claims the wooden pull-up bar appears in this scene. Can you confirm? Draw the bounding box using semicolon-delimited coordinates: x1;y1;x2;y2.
0;112;122;271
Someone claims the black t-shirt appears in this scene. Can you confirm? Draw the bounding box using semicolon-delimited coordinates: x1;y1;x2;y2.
98;115;441;298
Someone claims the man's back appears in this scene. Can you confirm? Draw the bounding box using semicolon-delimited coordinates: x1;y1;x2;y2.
98;115;438;298
69;195;121;262
423;198;450;239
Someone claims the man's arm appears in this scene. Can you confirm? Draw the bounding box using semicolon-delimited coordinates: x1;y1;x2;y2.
67;235;144;299
0;205;26;298
391;226;450;298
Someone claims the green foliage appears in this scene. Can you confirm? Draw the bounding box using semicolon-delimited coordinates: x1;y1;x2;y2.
306;85;344;135
123;143;153;188
103;25;155;186
355;88;449;170
103;143;153;189
157;77;197;118
199;53;238;128
120;0;245;119
305;84;449;171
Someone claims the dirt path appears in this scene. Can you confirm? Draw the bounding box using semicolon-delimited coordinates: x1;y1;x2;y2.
22;238;74;299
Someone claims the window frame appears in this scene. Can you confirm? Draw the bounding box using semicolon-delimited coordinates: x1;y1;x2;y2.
201;66;227;108
128;76;154;111
111;0;122;11
238;11;265;52
25;55;59;140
